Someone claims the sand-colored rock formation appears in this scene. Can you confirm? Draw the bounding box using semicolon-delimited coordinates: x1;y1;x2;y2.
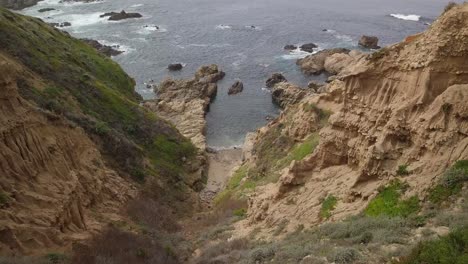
144;65;224;151
0;55;136;255
245;3;468;233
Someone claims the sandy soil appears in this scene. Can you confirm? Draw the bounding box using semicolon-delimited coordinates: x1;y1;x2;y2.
200;148;243;203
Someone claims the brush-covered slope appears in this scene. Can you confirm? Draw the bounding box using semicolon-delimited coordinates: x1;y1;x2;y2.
0;7;201;255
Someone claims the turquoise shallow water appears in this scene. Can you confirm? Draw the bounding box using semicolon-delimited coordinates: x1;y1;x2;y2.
20;0;456;147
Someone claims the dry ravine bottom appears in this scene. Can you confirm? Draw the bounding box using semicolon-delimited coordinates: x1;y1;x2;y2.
1;3;468;264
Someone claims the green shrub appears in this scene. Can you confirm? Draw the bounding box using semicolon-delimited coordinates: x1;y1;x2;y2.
0;192;9;206
320;195;338;219
400;226;468;264
365;180;420;218
249;246;276;263
397;165;410;176
233;208;247;218
428;160;468;204
45;253;67;264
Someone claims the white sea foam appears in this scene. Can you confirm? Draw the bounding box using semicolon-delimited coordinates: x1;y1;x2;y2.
56;12;107;28
280;47;317;60
130;4;143;8
137;25;167;34
335;34;353;42
98;40;132;53
216;24;232;30
390;13;420;21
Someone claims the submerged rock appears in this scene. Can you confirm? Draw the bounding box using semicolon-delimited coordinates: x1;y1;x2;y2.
284;44;297;50
228;80;244;95
38;8;55;13
266;73;287;88
168;63;183;71
300;43;318;53
358;35;380;49
81;38;123;57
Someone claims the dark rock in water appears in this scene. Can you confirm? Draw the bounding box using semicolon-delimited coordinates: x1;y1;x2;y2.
81;38;123;57
228;81;244;95
101;10;143;21
266;73;287;88
168;63;183;71
48;22;71;28
38;8;55;13
284;44;297;50
322;29;328;32
358;35;380;49
300;43;318;53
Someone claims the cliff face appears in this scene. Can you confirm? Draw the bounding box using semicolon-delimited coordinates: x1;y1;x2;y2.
246;3;468;232
0;55;136;255
0;7;201;256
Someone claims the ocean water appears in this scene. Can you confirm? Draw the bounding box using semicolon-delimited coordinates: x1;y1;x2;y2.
20;0;457;147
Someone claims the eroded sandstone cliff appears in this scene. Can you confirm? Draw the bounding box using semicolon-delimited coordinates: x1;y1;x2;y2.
245;3;468;233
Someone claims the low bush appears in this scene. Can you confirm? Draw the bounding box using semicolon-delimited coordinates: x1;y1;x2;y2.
328;247;360;264
319;195;338;219
399;226;468;264
365;180;420;218
428;160;468;204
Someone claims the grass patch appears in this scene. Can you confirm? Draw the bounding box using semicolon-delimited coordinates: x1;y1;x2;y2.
233;208;247;218
320;195;338;219
365;180;420;218
428;160;468;204
227;165;249;189
399;226;468;264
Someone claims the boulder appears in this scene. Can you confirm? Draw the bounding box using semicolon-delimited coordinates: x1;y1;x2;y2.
284;44;297;50
168;63;183;71
195;64;225;83
228;81;244;95
101;10;142;21
300;43;318;53
296;48;350;75
38;8;55;13
358;35;380;49
265;73;287;88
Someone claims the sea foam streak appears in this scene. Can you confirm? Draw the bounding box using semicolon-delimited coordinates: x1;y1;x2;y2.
280;47;318;60
390;14;420;21
216;24;232;30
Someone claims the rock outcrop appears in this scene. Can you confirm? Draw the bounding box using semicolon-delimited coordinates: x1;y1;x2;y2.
358;35;380;49
300;43;318;53
296;48;350;75
265;73;287;88
228;80;244;95
100;10;142;21
246;3;468;233
144;65;225;150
